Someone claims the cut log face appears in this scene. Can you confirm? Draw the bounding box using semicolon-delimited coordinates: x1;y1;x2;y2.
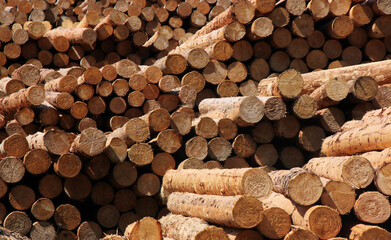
354;191;391;224
292;205;342;239
159;214;229;240
349;224;391;240
269;168;323;206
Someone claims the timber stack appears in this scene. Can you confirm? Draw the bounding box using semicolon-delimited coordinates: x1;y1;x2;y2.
0;0;391;239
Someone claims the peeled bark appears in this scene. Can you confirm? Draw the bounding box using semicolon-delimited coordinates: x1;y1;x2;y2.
163;168;272;198
322;123;391;156
167;192;263;228
304;156;374;189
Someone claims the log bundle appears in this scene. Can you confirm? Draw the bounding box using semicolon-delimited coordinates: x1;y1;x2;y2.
0;0;391;239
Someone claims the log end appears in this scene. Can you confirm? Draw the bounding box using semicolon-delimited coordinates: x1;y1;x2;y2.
44;130;71;156
125;217;162;240
325;78;349;102
56;92;75;110
166;54;187;75
349;224;391;240
262;96;286;121
321;180;355;215
195;226;229;240
257;207;291;239
277;69;303;99
2;134;29;158
233;196;263;228
59;75;78;93
287;171;323;206
27;85;45;106
352;76;379;101
233;0;256;24
375;162;391;195
81;28;97;45
104;137;128;163
239;96;265;124
306;205;342;239
342;156;374;189
77;128;107;157
128;143;154;166
285;228;318;240
125;118;150;142
292;95;317;119
242;168;273;198
354;191;391;224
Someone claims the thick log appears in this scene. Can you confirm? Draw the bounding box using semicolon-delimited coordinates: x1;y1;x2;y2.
258;69;303;99
322;123;391;156
23;149;51;175
291;205;341;239
361;148;391;195
310;77;349;109
163;168;272;198
256;205;291;239
167;192;263;228
106;118;150;146
354;191;391;224
3;211;32;236
349;224;391;240
124;217;162;240
26;130;70;155
268;168;323;205
199;96;265;125
159;214;229;240
223;228;263;240
70;128;107;157
284;227;318;240
54;204;81;230
31;198;55;221
320;178;356;215
0;77;25;95
0;85;45;113
304;155;374;188
263;59;391;94
0;134;29;158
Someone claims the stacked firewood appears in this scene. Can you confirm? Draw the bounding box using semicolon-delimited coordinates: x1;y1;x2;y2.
0;0;391;239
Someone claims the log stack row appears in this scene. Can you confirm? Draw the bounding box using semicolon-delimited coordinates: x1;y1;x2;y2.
0;0;391;239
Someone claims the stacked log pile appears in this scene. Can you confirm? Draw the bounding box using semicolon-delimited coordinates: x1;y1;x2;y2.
0;0;390;239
